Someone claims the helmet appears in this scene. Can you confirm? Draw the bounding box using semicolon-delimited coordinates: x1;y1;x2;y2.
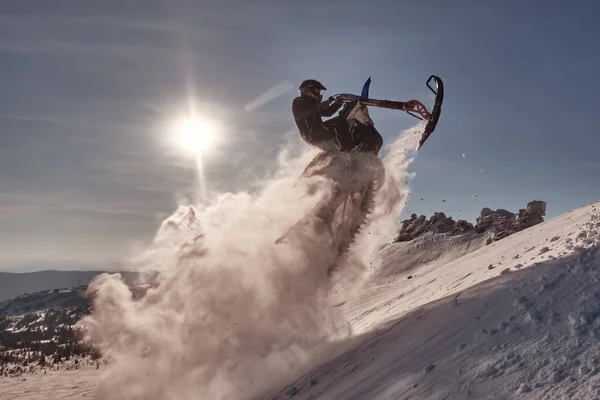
299;79;326;101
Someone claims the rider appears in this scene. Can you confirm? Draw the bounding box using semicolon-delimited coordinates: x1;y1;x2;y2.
292;79;354;153
292;79;379;238
292;79;419;155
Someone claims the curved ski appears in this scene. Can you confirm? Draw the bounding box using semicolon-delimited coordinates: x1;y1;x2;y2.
417;75;444;150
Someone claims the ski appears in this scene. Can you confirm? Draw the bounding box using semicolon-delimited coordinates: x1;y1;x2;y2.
417;75;444;150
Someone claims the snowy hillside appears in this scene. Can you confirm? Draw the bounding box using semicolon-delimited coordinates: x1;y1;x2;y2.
0;285;150;378
2;200;600;399
0;270;139;301
0;288;95;377
0;288;88;317
0;271;101;302
262;200;600;399
1;124;597;398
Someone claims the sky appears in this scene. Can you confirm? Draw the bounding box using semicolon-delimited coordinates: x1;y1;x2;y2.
1;0;599;272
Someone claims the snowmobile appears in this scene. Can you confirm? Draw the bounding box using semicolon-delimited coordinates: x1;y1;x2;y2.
275;75;444;269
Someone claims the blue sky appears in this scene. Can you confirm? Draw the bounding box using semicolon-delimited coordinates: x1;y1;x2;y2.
1;0;599;271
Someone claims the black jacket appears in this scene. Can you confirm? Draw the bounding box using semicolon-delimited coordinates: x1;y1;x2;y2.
292;94;343;137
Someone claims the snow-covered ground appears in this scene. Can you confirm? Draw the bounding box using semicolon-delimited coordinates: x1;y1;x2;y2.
262;200;600;399
0;366;98;399
0;288;87;317
3;124;600;399
4;200;600;399
0;288;97;379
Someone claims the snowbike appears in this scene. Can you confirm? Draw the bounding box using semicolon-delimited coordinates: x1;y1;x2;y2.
275;75;444;270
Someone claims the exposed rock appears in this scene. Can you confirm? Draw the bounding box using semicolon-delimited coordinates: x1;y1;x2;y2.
452;220;477;235
516;200;546;231
396;201;546;243
286;386;299;397
395;213;475;242
475;208;515;237
423;364;436;373
474;201;546;242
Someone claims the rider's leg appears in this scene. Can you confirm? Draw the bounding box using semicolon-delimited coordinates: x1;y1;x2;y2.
298;123;345;231
300;123;340;153
321;116;353;152
350;124;383;155
322;116;383;154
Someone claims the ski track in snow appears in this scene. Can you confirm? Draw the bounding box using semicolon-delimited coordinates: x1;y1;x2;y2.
4;127;600;399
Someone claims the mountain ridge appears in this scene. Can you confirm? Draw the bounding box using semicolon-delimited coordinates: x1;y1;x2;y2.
0;270;138;302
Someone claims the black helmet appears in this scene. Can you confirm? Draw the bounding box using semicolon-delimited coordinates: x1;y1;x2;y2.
299;79;326;101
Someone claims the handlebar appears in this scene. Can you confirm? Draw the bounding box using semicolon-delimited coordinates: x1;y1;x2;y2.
331;93;361;103
332;93;408;111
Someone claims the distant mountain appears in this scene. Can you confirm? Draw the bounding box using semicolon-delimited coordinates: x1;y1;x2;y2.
0;283;152;377
0;287;94;377
0;270;138;301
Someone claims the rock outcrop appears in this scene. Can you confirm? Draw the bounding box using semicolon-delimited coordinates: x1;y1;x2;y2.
396;212;475;242
475;200;546;241
395;201;546;243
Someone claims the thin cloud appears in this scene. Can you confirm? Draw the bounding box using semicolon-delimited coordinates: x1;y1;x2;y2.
0;191;164;218
0;39;178;58
0;112;103;132
245;81;295;111
0;15;187;34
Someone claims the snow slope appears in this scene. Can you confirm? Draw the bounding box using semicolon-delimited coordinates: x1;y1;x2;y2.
0;367;98;399
3;201;600;399
0;288;87;317
375;231;490;281
0;271;122;302
3;119;600;399
262;200;600;399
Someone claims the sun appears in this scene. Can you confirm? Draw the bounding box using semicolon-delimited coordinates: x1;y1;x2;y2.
174;116;216;154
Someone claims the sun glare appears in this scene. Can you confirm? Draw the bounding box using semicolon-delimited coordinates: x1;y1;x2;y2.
174;116;216;154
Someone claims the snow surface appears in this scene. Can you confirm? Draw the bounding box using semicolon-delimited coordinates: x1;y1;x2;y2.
4;200;600;399
263;201;600;399
0;288;86;317
0;366;98;399
4;124;600;399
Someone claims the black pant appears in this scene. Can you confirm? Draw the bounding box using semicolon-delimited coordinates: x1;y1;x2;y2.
350;124;383;154
302;116;383;155
300;116;351;152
